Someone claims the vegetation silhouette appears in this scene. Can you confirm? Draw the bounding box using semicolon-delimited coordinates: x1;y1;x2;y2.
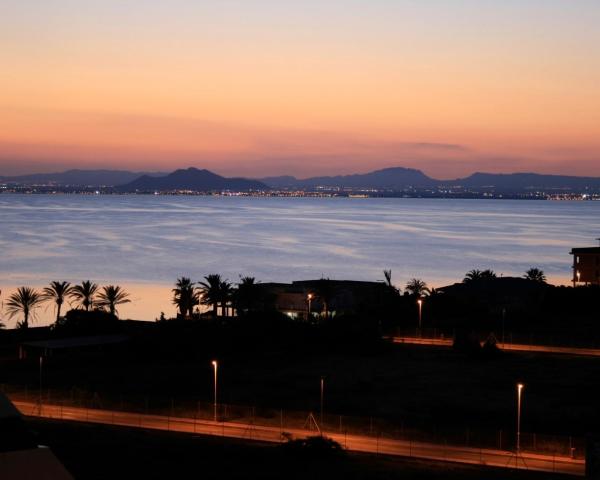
405;278;428;297
312;278;336;320
524;268;547;283
172;277;198;319
42;281;75;324
198;274;225;319
97;285;131;317
5;286;43;329
463;269;497;283
72;280;99;312
54;308;120;335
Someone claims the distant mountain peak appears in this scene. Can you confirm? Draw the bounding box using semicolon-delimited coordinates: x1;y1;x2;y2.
119;167;268;192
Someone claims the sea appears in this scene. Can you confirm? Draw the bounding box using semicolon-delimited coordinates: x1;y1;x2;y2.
1;194;598;326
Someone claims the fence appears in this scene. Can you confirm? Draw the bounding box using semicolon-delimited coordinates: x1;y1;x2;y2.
1;384;584;461
395;326;600;351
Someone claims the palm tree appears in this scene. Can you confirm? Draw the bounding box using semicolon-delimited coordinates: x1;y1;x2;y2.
235;276;259;315
172;277;198;318
198;274;224;318
97;285;131;317
42;281;75;324
219;279;233;317
405;278;429;297
72;280;98;311
313;278;336;320
383;269;400;295
481;269;497;279
5;287;44;329
524;268;546;283
463;269;497;283
463;269;483;283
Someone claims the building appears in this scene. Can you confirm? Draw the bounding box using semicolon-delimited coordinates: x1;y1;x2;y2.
262;279;388;320
570;241;600;286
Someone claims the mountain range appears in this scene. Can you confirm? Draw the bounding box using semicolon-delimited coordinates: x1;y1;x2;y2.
2;166;600;193
0;169;165;186
119;167;267;192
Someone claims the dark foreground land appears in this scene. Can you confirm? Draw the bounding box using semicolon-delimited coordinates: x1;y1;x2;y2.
27;419;574;480
3;335;598;437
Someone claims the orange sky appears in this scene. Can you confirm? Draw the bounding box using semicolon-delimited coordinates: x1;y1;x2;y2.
1;1;599;178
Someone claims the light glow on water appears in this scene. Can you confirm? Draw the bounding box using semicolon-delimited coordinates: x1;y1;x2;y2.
1;195;598;327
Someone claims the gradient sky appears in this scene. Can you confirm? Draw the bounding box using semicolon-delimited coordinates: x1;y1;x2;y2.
1;1;599;178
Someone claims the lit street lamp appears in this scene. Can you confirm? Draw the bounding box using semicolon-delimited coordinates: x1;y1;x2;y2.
516;383;524;454
212;360;218;422
307;293;313;320
417;299;423;336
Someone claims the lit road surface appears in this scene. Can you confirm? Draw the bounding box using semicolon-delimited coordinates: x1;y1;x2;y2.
390;336;600;357
11;399;584;476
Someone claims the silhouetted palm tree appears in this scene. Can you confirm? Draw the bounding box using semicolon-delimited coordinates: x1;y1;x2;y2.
524;268;546;283
235;276;260;315
383;269;400;295
97;285;131;317
463;269;497;283
43;281;75;324
172;277;198;318
198;274;223;318
313;278;336;320
481;269;497;279
463;269;483;283
72;280;99;312
405;278;429;297
219;279;233;317
5;287;44;329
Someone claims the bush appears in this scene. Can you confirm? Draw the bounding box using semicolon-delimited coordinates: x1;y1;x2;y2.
54;309;120;336
280;435;344;458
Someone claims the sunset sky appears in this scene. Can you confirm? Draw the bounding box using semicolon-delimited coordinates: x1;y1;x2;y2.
1;1;599;178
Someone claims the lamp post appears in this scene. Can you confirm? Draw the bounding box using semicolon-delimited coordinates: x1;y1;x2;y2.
516;383;524;454
320;376;324;426
502;307;506;347
39;356;43;407
212;360;218;422
307;293;313;320
417;299;423;336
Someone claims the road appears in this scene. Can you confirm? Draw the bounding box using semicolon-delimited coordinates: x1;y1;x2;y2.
390;336;600;357
11;399;584;476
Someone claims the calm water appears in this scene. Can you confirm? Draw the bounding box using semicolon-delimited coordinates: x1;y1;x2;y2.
1;194;598;326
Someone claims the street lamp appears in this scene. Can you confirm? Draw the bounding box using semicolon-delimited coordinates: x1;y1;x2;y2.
212;360;218;422
320;376;324;426
39;356;43;408
417;299;423;336
307;293;313;320
516;383;524;454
